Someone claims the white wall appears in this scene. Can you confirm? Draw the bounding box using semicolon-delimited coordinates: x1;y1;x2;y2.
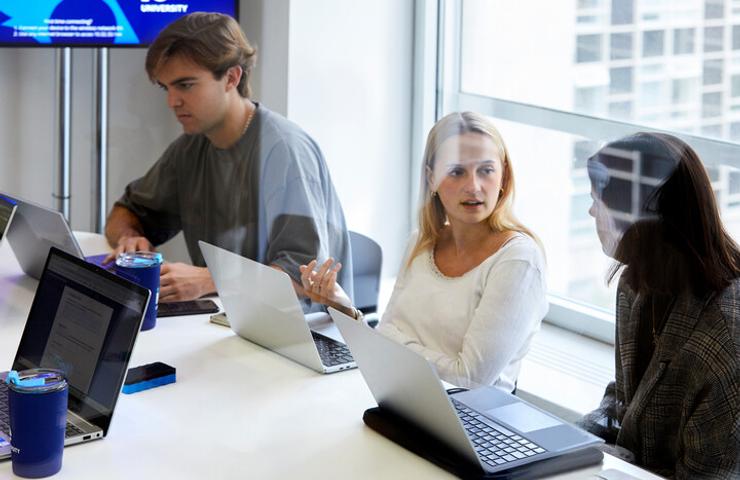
286;0;414;277
242;0;290;116
0;0;414;279
0;46;188;261
0;49;56;211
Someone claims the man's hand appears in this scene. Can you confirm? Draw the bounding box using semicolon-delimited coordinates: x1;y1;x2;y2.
104;206;153;263
103;235;154;264
159;263;216;302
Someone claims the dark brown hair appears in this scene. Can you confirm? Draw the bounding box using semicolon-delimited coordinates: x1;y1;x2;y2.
590;132;740;295
145;12;257;98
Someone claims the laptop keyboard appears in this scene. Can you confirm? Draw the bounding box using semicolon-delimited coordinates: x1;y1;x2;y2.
65;422;84;437
0;383;9;436
452;398;546;468
0;379;83;439
311;331;354;367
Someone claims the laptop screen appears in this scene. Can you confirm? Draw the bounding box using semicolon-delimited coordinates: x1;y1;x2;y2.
0;195;17;241
12;248;149;434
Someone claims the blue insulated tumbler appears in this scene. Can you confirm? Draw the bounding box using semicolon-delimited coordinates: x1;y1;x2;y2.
7;369;68;478
115;251;163;331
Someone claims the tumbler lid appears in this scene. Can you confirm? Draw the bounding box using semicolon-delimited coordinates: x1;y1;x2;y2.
116;251;163;268
6;369;67;394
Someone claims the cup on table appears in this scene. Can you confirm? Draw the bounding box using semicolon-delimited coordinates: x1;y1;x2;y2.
7;369;68;478
115;251;163;331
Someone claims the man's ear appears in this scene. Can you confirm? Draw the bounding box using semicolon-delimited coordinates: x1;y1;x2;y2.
225;65;243;91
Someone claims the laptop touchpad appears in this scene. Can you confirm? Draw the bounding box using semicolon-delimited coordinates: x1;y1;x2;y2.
485;403;561;433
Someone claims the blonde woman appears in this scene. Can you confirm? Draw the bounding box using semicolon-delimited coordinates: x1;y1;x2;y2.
300;112;547;390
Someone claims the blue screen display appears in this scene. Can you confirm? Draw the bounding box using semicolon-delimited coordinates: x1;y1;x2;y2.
0;0;238;47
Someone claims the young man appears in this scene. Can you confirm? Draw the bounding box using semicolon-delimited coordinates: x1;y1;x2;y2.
105;12;352;307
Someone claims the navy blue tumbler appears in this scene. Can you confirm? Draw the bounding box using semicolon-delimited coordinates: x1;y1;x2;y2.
7;369;68;478
115;251;163;330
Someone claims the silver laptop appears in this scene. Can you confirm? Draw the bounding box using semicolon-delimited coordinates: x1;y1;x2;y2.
0;195;18;245
0;248;150;460
2;193;108;279
199;240;356;374
329;307;604;475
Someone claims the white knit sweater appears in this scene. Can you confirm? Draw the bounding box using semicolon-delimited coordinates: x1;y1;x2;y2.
377;232;548;391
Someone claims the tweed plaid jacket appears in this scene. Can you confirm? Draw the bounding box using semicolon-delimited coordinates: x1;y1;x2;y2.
579;277;739;479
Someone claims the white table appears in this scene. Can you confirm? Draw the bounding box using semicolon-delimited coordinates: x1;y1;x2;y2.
0;236;663;479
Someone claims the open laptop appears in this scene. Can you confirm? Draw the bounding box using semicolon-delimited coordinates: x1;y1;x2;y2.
0;247;150;460
0;195;18;245
199;240;356;374
2;193;108;279
330;308;604;476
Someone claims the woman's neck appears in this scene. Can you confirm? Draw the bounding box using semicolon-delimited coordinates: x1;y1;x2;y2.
433;221;515;277
444;221;495;256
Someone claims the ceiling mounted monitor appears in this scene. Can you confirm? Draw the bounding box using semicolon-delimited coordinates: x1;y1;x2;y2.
0;1;239;48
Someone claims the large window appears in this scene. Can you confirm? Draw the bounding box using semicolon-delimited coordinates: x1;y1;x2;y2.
424;0;740;342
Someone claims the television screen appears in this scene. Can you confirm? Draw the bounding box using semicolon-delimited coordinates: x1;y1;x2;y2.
0;1;238;48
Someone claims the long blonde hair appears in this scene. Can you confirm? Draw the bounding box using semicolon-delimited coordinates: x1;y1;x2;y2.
407;111;541;267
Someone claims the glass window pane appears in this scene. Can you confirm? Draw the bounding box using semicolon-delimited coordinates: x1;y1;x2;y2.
702;123;723;137
458;1;740;138
609;101;633;119
703;59;724;85
573;140;600;169
642;30;664;57
575;86;606;114
570;193;594;226
672;77;698;103
729;169;740;192
703;92;723;117
673;28;695;54
707;166;720;182
731;122;740;141
733;25;740;50
610;67;633;94
489;120;619;311
611;0;634;25
704;26;724;52
639;81;668;108
610;32;633;59
705;0;725;19
459;0;739;140
732;74;740;96
577;34;602;62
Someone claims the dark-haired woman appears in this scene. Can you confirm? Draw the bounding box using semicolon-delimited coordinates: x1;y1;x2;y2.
580;132;739;479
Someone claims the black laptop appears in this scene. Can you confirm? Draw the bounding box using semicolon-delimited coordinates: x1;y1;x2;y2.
331;308;605;478
0;247;150;459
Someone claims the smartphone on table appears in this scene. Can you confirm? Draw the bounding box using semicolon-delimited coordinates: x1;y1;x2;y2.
157;299;219;317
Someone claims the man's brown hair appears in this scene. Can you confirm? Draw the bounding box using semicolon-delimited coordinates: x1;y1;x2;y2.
145;12;257;98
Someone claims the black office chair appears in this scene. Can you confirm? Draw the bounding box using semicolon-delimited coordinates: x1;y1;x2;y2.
349;231;382;328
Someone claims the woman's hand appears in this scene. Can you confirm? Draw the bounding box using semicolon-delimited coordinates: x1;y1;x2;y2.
299;258;354;316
